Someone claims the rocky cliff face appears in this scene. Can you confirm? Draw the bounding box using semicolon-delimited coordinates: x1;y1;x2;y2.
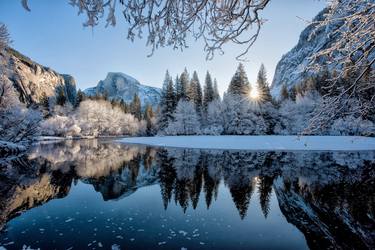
270;8;330;96
0;48;77;105
84;72;161;107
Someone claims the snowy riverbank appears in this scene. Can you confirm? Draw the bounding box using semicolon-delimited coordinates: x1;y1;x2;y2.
118;135;375;151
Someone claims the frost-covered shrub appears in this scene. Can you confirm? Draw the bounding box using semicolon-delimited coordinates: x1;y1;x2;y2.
41;115;79;136
40;100;142;137
221;94;268;135
165;100;201;135
0;77;41;143
202;125;224;135
275;94;319;135
330;116;375;136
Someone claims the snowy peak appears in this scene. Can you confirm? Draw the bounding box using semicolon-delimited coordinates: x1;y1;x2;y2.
84;72;161;107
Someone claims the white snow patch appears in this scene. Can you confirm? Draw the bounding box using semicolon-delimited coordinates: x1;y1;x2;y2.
118;135;375;151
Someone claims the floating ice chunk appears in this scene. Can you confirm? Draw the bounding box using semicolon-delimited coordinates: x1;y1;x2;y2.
98;242;103;247
158;242;166;245
65;218;74;223
111;244;121;250
178;230;188;236
116;235;124;239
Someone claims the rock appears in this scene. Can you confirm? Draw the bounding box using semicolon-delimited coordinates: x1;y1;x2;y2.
84;72;161;108
0;47;77;106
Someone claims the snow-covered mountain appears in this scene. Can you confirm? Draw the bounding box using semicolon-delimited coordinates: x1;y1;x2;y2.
270;9;330;96
270;2;370;97
270;9;331;96
84;72;161;107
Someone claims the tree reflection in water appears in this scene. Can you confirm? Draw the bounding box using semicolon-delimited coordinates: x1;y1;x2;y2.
0;139;374;249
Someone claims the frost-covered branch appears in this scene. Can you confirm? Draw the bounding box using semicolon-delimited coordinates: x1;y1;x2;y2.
23;0;270;60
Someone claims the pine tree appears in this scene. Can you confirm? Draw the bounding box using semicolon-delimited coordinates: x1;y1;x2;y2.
159;71;176;131
174;75;181;101
40;92;49;109
144;104;155;136
228;63;251;97
75;89;84;108
178;68;189;101
280;84;289;101
203;71;215;114
213;79;220;100
187;71;203;117
187;76;197;103
194;71;203;117
130;93;142;120
56;87;66;106
256;64;272;103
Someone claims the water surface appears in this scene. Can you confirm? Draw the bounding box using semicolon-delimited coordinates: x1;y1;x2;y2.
0;139;374;249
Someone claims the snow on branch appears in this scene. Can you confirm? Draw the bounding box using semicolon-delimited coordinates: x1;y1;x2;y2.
22;0;270;60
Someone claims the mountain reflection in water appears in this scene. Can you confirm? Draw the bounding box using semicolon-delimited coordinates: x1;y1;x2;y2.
0;139;374;249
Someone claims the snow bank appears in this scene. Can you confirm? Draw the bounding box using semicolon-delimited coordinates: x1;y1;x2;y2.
118;135;375;151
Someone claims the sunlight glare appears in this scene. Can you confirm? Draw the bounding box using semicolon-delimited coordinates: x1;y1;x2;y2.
249;88;259;100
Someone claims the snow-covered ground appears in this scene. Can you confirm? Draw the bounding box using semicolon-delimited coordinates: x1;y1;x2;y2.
118;135;375;151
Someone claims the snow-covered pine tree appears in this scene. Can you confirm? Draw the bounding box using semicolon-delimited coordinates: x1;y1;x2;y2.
192;71;203;117
256;64;272;103
174;75;181;102
158;71;176;131
178;68;189;101
203;71;215;115
187;76;197;103
228;63;251;97
213;79;220;100
204;99;224;135
165;100;201;135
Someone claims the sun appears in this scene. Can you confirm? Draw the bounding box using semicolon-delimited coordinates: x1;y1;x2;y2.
249;88;260;100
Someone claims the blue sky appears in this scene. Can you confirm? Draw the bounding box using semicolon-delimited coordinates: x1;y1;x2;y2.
0;0;325;94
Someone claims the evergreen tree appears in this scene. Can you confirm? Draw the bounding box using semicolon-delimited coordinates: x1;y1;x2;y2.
256;64;272;103
203;71;215;114
187;76;197;103
40;92;49;109
144;104;155;136
130;93;142;120
187;71;203;117
75;89;84;108
280;84;289;101
195;72;203;117
56;87;67;106
159;71;176;131
178;68;189;101
213;78;220;100
174;75;181;101
227;63;251;97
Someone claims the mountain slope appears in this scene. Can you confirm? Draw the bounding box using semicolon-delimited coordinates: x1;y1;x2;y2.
84;72;161;107
270;8;330;96
0;47;77;105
